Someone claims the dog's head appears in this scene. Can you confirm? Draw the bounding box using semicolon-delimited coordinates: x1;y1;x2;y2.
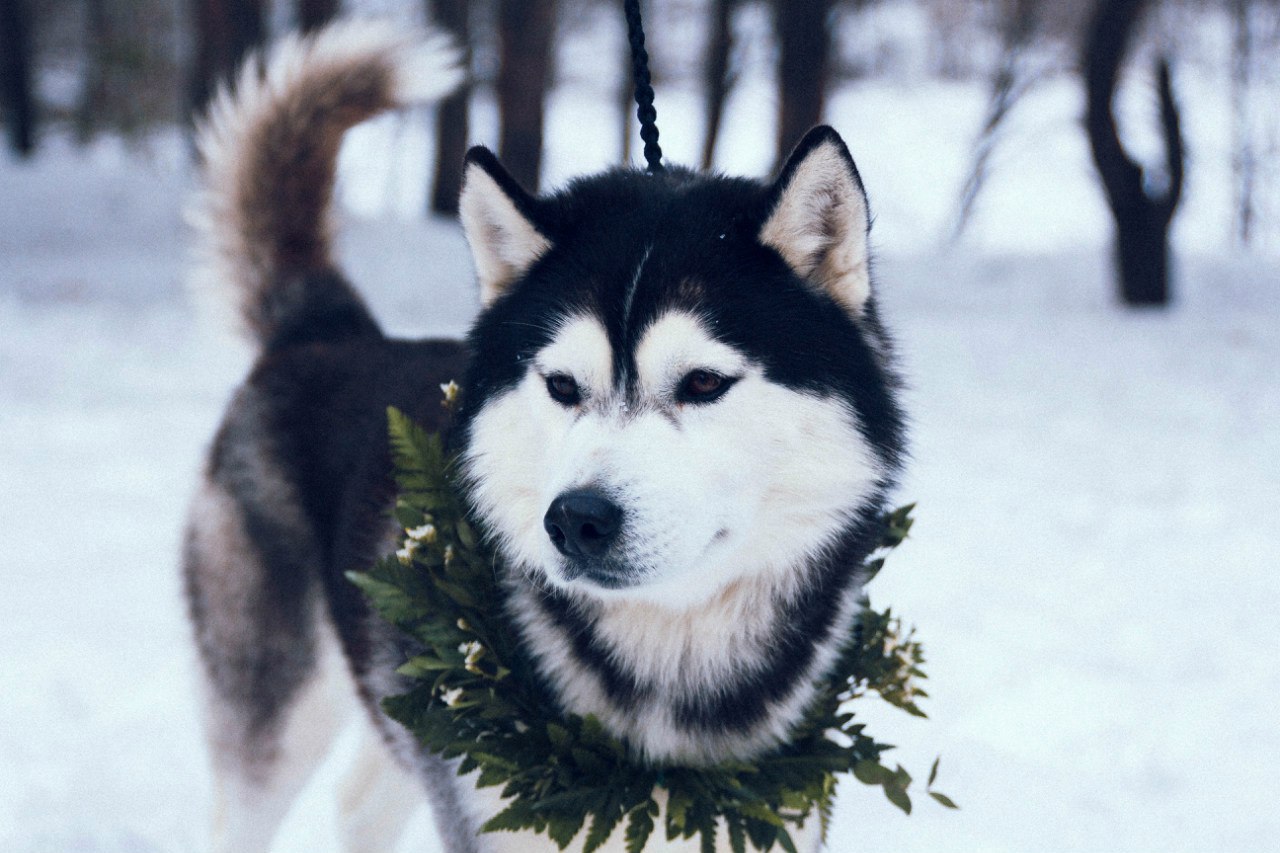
454;127;905;607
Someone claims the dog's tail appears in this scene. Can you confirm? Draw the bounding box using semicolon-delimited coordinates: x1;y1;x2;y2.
188;21;461;351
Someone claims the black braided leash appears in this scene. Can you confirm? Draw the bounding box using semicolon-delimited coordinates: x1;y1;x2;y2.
623;0;664;173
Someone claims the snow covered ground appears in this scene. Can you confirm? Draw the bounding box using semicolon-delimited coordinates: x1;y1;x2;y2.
2;25;1279;853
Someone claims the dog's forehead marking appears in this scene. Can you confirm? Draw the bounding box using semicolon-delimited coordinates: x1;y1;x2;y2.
634;311;749;394
620;244;653;333
535;314;613;392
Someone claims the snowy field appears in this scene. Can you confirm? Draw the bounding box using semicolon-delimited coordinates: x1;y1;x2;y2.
3;16;1280;853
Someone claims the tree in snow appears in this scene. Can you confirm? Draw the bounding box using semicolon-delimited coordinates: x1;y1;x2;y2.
495;0;557;193
0;0;37;155
428;0;471;216
1082;0;1184;307
773;0;833;169
188;0;266;123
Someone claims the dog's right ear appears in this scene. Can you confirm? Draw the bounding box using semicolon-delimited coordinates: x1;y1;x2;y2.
459;147;552;306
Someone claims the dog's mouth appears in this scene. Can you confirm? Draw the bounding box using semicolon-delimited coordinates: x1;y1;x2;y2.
558;556;636;590
550;527;733;594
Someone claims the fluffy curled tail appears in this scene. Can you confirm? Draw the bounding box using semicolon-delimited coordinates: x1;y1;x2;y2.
188;21;461;351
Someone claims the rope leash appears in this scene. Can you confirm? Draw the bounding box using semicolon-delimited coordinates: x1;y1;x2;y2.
623;0;664;173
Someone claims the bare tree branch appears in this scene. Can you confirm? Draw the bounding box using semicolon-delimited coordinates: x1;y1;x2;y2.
953;0;1041;238
701;0;736;170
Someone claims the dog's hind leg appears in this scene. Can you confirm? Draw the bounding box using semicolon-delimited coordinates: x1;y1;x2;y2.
335;723;424;853
185;472;354;853
206;624;352;853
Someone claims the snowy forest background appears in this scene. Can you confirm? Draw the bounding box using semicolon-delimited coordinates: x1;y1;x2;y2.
2;0;1279;850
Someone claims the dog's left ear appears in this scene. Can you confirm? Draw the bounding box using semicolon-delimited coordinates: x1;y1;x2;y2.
459;146;553;306
760;126;872;315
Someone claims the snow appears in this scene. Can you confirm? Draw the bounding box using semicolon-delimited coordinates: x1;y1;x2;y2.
2;18;1279;853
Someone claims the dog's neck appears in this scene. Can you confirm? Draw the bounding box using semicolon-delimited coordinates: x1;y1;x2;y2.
505;520;879;765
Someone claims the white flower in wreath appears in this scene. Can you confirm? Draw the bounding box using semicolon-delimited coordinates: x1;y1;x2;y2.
396;538;418;564
407;523;437;543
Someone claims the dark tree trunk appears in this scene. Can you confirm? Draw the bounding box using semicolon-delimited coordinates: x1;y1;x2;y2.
1114;193;1173;305
496;0;556;193
297;0;338;32
1083;0;1184;307
76;0;109;142
0;0;37;156
701;0;736;170
428;0;471;216
188;0;266;123
773;0;832;169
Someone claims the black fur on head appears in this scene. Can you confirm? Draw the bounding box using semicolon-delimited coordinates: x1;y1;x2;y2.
456;126;905;471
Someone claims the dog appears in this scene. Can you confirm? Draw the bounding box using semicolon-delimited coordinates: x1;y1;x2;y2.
183;20;906;853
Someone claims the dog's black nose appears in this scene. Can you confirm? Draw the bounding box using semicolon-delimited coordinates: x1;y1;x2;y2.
544;490;622;558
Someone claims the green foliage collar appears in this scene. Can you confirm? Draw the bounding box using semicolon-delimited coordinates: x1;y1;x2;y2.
349;405;954;853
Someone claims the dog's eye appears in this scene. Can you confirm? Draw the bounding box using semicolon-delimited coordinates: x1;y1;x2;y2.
545;374;581;406
677;370;735;404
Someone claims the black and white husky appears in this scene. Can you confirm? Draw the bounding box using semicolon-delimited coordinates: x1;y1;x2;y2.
183;20;906;853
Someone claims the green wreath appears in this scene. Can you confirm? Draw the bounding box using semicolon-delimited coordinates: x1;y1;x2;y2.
348;399;955;853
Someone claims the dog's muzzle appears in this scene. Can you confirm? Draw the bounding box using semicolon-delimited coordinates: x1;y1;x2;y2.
543;489;629;586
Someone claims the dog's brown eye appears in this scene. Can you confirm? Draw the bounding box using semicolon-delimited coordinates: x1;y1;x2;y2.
545;374;581;406
677;370;735;404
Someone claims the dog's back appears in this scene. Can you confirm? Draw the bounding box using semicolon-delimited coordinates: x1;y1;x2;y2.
182;21;474;852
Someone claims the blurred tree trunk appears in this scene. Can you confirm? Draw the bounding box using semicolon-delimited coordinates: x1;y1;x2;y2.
429;0;470;215
297;0;338;32
0;0;36;156
76;0;184;141
1230;0;1255;245
701;0;736;170
1083;0;1183;307
496;0;556;193
77;0;109;141
773;0;832;169
188;0;266;123
619;48;632;165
